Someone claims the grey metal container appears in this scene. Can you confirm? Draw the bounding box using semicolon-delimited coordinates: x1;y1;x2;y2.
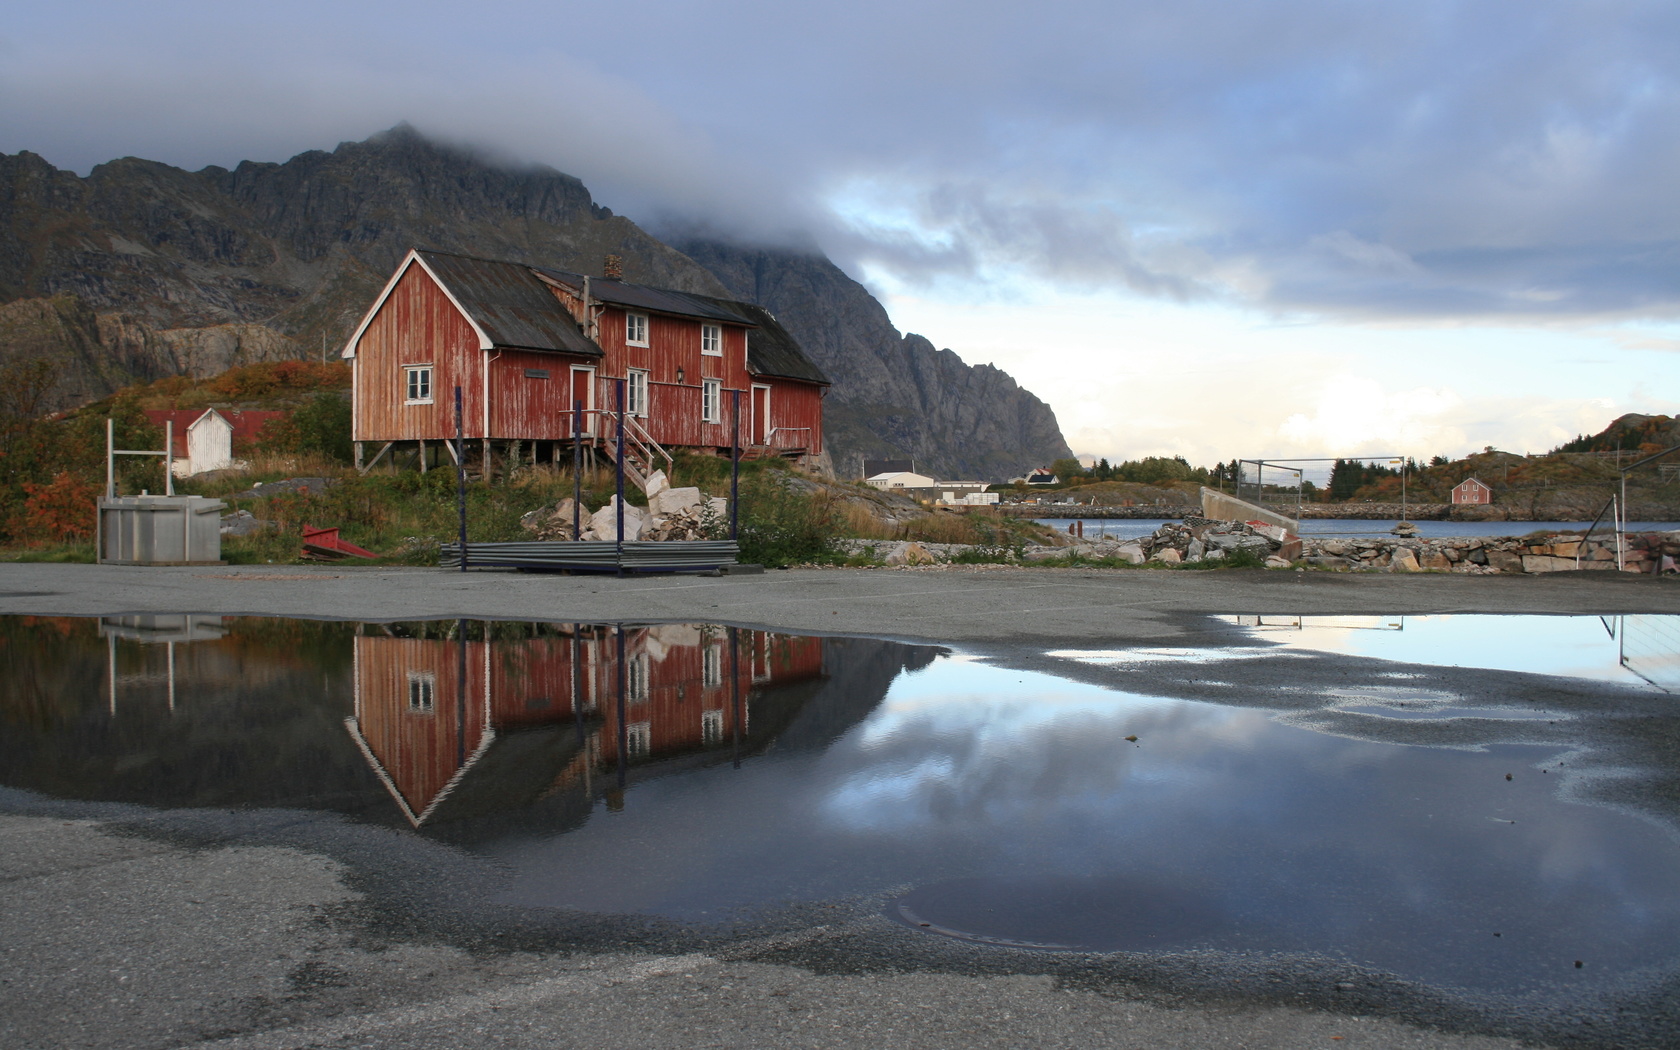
98;495;227;565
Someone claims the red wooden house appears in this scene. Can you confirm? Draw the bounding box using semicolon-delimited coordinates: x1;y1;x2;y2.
341;249;829;481
1451;477;1493;505
346;624;824;826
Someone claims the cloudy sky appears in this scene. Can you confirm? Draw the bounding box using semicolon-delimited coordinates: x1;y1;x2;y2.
4;1;1678;466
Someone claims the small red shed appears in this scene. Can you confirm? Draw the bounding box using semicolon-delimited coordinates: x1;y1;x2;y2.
341;249;828;479
1451;477;1493;505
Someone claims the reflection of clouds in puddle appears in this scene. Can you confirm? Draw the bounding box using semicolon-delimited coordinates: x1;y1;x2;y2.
1046;646;1277;665
826;660;1240;834
1055;616;1680;692
1223;614;1666;689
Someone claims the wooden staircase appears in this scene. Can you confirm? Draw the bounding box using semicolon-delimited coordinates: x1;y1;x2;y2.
601;411;673;493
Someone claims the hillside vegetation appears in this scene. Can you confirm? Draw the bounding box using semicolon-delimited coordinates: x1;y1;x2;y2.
0;361;1054;564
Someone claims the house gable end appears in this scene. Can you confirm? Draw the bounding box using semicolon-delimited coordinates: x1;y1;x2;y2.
343;250;494;359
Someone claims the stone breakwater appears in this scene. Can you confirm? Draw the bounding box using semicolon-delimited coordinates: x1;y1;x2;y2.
1300;531;1678;574
839;521;1680;574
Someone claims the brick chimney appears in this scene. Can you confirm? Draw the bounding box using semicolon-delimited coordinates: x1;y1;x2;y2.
603;254;623;280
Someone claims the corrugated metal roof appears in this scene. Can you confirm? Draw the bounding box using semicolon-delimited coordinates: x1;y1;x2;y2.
413;251;825;384
530;268;748;324
533;267;827;385
417;251;602;357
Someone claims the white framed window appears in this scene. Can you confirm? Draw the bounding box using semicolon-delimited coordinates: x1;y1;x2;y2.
626;721;651;758
701;378;721;424
703;643;723;687
702;709;724;746
626;369;649;417
626;651;650;703
404;365;433;405
406;671;435;713
701;324;722;356
625;312;649;346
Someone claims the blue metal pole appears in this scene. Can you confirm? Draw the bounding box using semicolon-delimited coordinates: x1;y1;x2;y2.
730;388;740;541
572;399;582;541
455;386;468;572
615;379;626;565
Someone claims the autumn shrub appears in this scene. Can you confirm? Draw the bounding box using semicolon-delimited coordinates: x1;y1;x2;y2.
10;471;98;542
209;360;350;401
256;392;352;463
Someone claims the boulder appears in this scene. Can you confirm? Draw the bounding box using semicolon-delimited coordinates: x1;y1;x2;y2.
218;509;273;536
590;498;643;541
1523;554;1577;573
644;470;670;499
1152;548;1182;565
886;542;936;566
1419;550;1453;570
1264;556;1293;569
1387;548;1421;572
1115;543;1146;565
1186;538;1205;560
651;486;703;517
1484;550;1523;573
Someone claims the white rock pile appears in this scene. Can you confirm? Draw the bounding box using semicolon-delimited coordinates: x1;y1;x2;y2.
519;470;726;542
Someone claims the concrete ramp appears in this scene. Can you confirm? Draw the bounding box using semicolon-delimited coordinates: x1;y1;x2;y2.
1200;487;1299;533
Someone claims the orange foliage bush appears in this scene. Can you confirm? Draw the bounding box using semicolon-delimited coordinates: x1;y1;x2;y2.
209;360;351;401
12;471;98;542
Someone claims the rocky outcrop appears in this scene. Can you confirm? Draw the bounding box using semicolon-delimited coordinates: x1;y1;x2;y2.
671;237;1073;481
0;294;136;414
0;128;1072;476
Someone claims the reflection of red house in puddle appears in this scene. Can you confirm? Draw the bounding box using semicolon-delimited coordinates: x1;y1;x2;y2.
347;624;822;826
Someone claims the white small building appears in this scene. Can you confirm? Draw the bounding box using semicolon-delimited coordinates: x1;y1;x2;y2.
865;471;939;491
185;410;237;475
942;491;1000;506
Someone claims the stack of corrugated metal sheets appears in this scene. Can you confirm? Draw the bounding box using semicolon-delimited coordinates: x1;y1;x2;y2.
439;540;739;572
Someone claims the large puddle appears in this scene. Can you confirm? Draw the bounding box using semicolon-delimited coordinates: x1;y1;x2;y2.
4;613;1679;1003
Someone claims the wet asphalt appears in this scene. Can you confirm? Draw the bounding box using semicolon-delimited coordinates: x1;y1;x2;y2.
3;562;1679;1049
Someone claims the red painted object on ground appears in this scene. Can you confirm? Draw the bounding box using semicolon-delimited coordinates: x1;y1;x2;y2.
302;525;376;560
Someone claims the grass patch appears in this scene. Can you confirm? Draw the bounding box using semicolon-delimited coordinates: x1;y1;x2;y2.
0;542;96;563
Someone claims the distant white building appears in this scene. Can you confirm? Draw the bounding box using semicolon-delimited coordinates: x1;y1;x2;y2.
1012;467;1059;486
865;471;939;491
941;490;999;506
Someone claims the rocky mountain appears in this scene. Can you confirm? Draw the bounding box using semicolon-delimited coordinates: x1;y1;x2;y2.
0;125;1070;478
671;238;1071;479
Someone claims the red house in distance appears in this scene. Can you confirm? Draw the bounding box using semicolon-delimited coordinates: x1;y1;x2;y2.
342;249;829;482
1451;477;1493;505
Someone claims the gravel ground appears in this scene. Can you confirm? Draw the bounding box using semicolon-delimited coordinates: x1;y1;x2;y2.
4;562;1679;1049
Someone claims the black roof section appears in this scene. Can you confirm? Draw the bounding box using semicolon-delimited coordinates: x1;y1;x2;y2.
531;268;748;324
416;250;601;357
532;266;827;385
699;297;830;386
413;250;827;384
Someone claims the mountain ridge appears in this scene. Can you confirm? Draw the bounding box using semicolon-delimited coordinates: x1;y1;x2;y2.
0;126;1072;478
